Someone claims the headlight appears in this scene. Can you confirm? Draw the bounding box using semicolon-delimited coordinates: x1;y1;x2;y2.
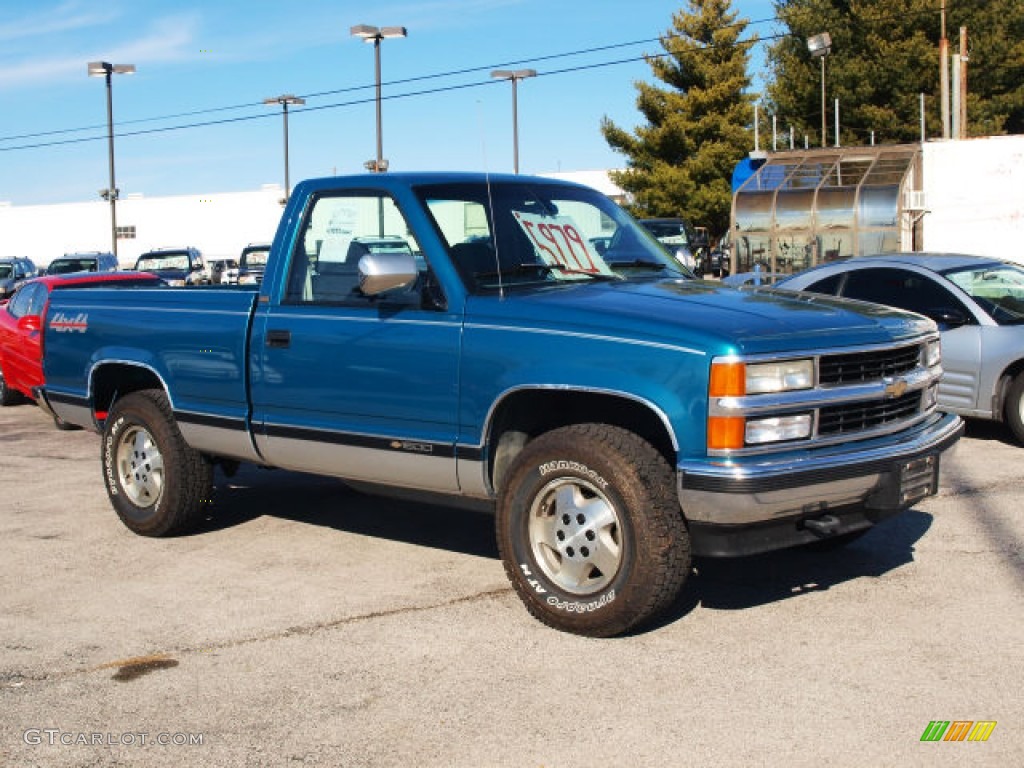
239;274;258;285
708;358;816;451
923;339;941;368
166;279;186;287
745;414;812;444
710;358;814;397
746;360;814;393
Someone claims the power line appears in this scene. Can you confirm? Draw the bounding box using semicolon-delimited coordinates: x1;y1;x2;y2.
0;17;780;148
0;36;678;143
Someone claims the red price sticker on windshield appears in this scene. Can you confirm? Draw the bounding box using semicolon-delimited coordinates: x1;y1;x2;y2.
513;212;615;277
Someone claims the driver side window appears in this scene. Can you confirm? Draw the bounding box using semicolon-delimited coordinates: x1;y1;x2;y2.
285;191;422;306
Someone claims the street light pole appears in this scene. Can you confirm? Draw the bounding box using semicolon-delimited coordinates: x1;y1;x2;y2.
264;95;305;203
350;24;407;172
806;32;832;148
820;56;827;147
491;69;537;174
87;61;134;261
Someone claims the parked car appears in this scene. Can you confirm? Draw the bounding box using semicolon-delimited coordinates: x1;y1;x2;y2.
237;244;271;285
208;258;240;285
134;247;207;286
0;257;38;299
638;218;699;271
775;253;1024;443
0;271;162;425
722;268;786;288
45;251;118;275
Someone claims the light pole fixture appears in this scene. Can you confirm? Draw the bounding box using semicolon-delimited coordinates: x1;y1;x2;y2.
87;60;135;260
350;24;407;172
807;32;831;148
264;94;305;203
491;69;537;174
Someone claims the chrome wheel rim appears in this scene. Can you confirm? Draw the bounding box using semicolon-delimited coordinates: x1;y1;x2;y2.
116;425;165;508
528;477;623;595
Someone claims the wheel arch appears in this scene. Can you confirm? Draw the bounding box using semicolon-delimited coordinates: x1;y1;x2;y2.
993;357;1024;423
90;361;171;420
483;386;678;494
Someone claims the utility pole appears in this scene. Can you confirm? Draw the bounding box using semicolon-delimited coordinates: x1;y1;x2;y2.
939;2;950;139
959;26;969;139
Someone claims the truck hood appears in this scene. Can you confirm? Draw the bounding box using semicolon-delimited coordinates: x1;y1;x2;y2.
467;278;935;356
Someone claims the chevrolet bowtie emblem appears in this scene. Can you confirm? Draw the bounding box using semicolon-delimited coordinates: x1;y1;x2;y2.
884;378;908;399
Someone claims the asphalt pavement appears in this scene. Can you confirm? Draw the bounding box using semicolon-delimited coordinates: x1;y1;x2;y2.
0;401;1020;767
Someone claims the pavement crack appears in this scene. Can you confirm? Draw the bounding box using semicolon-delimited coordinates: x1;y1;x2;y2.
4;587;513;688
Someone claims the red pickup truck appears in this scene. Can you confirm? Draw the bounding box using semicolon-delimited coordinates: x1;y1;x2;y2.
0;271;160;423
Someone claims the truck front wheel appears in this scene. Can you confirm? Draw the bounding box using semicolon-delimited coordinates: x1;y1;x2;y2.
101;389;213;536
497;424;690;637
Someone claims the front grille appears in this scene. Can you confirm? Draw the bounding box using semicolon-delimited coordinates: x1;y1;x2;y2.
818;345;921;385
818;392;922;435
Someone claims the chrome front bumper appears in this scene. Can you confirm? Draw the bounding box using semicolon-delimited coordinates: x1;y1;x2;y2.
677;411;963;527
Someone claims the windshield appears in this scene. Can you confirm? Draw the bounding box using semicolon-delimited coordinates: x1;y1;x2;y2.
49;258;96;274
418;181;689;293
642;220;691;246
136;252;190;271
241;248;269;268
943;264;1024;325
0;265;12;279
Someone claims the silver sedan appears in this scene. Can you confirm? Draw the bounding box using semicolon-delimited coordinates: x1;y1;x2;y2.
775;253;1024;444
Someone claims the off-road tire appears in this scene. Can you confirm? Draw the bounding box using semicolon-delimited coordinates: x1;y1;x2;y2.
1005;373;1024;445
496;424;690;637
101;389;213;536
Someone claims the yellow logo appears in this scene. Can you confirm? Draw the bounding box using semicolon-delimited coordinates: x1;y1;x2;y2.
884;378;909;399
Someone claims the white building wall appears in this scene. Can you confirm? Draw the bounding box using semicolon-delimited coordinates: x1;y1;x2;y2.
921;135;1024;262
0;185;286;269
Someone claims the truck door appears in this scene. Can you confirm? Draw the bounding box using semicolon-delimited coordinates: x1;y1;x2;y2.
250;189;462;493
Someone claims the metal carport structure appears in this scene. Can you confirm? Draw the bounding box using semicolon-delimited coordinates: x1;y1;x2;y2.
730;144;923;275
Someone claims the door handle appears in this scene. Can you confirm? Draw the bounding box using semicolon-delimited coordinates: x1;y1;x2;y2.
266;329;291;348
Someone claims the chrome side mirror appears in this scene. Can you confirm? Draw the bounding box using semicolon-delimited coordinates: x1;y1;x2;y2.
358;251;418;296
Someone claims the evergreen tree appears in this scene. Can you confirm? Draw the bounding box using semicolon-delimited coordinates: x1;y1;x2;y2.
601;0;755;237
766;0;1024;145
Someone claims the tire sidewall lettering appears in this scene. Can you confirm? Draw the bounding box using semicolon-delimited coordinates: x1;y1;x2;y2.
103;416;125;498
544;589;616;613
538;460;609;490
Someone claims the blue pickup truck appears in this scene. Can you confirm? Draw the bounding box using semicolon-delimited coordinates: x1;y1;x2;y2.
40;172;962;636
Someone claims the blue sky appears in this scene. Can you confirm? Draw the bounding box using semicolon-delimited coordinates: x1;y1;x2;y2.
0;0;778;206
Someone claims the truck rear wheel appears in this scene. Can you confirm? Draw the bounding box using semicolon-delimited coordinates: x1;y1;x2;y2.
101;389;213;536
496;424;690;637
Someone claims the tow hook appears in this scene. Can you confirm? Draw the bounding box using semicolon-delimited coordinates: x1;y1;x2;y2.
802;514;841;537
